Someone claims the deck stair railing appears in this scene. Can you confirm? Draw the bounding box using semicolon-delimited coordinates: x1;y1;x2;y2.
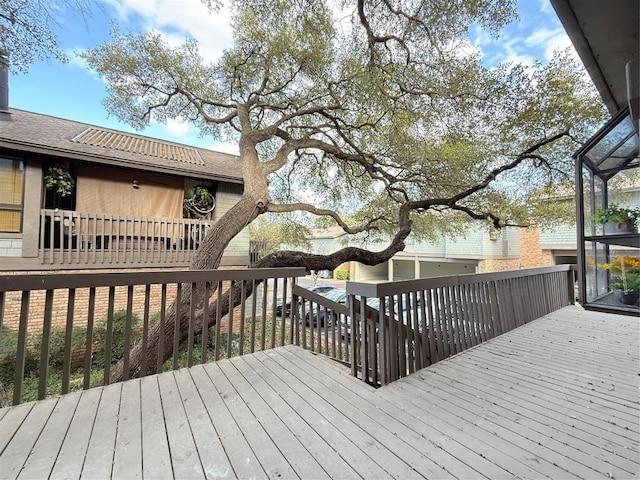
345;265;576;385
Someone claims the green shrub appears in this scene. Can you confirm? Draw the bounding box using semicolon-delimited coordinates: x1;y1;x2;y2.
149;311;162;327
0;325;39;387
18;368;105;403
93;310;141;368
31;325;87;371
19;371;63;403
335;270;350;281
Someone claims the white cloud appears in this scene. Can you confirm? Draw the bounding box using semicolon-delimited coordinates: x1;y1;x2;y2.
164;117;191;138
66;48;90;70
543;33;576;61
207;141;239;155
524;27;562;48
470;24;493;48
105;0;234;64
66;48;108;84
501;50;537;68
538;0;554;15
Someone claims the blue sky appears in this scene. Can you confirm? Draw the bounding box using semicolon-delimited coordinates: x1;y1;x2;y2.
8;0;577;154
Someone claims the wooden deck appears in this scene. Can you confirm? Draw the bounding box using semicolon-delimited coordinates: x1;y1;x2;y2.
1;306;638;479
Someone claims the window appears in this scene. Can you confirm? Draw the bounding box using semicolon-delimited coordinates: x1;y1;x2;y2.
0;158;24;232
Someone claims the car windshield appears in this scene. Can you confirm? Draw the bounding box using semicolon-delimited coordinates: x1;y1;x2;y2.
322;289;347;303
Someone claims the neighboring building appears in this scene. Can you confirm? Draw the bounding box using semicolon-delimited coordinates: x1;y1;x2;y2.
307;223;574;282
0;108;249;270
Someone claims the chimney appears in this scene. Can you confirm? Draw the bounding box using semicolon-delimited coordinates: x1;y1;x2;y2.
0;52;11;120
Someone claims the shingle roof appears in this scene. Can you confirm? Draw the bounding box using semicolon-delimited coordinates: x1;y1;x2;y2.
0;109;243;184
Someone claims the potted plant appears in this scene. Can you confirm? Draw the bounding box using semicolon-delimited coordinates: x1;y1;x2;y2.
604;255;640;305
593;203;640;235
44;166;75;197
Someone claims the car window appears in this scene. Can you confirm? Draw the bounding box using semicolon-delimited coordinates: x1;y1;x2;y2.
323;289;347;303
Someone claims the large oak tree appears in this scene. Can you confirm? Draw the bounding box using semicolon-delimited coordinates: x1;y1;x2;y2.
0;0;91;72
81;0;604;381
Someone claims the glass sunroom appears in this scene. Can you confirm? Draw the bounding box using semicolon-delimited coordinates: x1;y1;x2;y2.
576;106;640;316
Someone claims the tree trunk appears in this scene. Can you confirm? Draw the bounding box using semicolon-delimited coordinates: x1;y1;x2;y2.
108;186;413;383
108;193;264;382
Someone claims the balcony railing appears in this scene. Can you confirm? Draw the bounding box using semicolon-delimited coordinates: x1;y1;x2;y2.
0;265;575;406
343;265;576;385
39;209;213;266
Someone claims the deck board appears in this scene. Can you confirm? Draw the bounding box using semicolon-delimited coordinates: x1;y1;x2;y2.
17;392;79;479
0;402;33;453
462;345;640;419
188;365;263;479
233;354;363;479
203;362;299;479
112;379;143;479
138;375;173;480
272;347;492;479
50;388;103;480
238;352;382;479
282;345;513;479
216;359;330;479
250;351;395;479
0;397;57;479
156;371;204;479
81;382;122;479
263;349;424;479
0;306;638;479
172;369;234;479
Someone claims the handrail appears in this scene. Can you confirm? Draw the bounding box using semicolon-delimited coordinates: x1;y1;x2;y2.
346;264;574;297
1;267;306;406
0;268;306;292
345;265;576;385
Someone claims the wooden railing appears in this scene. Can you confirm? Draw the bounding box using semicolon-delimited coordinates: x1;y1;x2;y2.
0;268;306;406
289;284;381;368
0;265;576;406
345;265;576;385
39;209;212;266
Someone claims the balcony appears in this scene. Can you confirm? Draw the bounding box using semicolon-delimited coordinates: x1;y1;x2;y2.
38;209;214;267
0;266;637;478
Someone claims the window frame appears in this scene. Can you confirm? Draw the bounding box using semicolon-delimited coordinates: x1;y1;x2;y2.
0;156;25;233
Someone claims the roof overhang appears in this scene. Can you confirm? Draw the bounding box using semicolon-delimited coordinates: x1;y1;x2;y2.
550;0;639;115
0;139;244;185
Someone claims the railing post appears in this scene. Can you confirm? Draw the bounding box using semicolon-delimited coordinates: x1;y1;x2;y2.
348;294;358;378
568;267;576;306
12;291;30;405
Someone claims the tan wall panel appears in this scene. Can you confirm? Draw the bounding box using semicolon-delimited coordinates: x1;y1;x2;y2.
76;164;183;218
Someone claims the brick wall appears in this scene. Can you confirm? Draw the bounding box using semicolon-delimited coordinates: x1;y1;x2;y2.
2;283;179;333
0;238;22;257
478;227;554;273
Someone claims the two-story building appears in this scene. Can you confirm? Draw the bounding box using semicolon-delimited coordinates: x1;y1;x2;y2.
0;106;249;270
